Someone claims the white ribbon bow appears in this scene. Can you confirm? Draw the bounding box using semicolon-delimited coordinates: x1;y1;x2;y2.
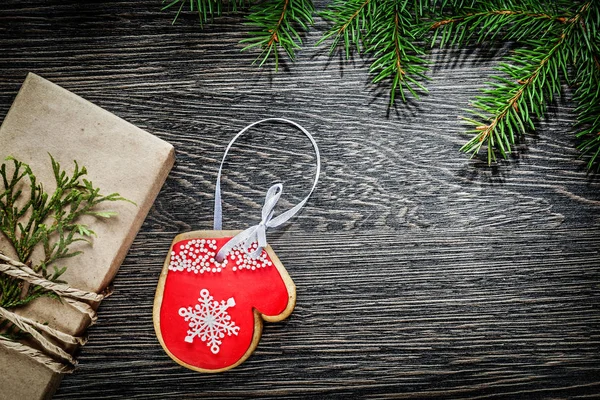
212;118;321;263
215;183;283;262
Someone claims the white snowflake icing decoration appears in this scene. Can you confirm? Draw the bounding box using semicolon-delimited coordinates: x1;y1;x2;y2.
178;289;240;354
168;239;273;274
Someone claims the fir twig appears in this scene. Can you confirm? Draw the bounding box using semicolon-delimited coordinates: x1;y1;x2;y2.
241;0;314;70
162;0;246;26
432;0;600;167
164;0;314;70
430;1;571;47
318;0;375;58
461;36;567;162
573;3;600;170
320;0;429;104
162;0;600;170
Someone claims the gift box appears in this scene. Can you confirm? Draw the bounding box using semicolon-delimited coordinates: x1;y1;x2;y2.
0;73;175;399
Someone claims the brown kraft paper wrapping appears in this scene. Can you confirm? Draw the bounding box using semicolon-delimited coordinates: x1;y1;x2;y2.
0;73;175;399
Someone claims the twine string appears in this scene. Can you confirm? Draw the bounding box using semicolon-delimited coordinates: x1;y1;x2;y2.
0;252;104;373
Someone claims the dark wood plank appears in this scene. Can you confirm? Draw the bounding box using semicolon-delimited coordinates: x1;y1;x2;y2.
67;229;600;399
1;1;599;399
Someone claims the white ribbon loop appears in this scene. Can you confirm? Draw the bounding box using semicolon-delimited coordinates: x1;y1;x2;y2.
212;118;320;263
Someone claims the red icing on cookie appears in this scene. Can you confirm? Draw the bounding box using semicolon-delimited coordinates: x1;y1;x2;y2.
158;236;292;371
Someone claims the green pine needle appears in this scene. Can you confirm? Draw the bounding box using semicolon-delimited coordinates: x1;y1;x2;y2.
460;37;567;162
318;0;377;58
368;2;429;104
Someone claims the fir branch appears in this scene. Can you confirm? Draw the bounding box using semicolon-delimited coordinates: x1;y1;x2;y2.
163;0;246;26
461;36;568;162
320;0;429;104
369;2;429;104
573;2;600;169
240;0;314;70
0;155;129;311
318;0;375;58
163;0;314;68
432;0;599;165
162;0;600;170
431;8;568;47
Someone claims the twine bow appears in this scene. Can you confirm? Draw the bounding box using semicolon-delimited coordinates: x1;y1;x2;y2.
0;252;106;373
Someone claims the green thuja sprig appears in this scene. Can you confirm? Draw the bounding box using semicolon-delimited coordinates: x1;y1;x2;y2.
0;155;130;316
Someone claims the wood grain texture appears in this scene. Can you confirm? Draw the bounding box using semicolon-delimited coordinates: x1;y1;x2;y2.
0;1;599;398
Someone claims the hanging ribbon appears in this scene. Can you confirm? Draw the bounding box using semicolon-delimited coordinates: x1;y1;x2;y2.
213;118;321;262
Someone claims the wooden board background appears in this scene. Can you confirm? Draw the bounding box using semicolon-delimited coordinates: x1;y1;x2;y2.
1;1;599;398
